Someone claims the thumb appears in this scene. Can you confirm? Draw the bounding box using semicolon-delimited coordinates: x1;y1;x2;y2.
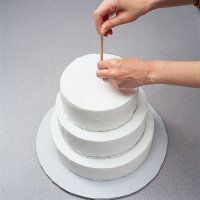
101;12;126;35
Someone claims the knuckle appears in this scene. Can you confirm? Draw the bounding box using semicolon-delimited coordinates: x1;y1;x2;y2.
110;59;118;67
108;1;117;12
97;61;101;68
109;69;119;80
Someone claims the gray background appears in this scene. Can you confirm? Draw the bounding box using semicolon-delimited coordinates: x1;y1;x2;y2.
1;0;200;199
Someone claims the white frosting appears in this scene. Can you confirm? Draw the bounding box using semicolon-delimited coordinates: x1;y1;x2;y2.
56;89;148;157
51;110;154;181
50;53;155;181
60;54;138;131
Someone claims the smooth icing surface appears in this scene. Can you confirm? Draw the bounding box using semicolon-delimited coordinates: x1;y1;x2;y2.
51;111;154;181
49;54;155;181
56;89;148;157
60;54;138;131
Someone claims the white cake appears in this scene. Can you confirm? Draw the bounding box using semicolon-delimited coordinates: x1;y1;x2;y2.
60;54;138;131
51;54;154;181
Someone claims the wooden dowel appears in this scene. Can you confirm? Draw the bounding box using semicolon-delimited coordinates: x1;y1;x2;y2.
100;35;103;61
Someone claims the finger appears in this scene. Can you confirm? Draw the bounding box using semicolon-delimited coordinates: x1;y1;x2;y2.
93;3;118;35
116;79;138;90
103;78;109;82
93;4;110;34
96;69;109;78
101;12;125;35
101;14;113;37
97;60;112;69
104;29;113;37
111;80;130;91
104;30;109;37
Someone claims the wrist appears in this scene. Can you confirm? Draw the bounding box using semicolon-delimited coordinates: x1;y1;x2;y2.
147;0;195;10
144;60;161;85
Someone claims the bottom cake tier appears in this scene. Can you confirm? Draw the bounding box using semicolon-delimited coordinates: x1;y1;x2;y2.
51;109;154;181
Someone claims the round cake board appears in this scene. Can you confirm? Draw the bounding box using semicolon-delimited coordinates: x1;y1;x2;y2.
36;105;168;199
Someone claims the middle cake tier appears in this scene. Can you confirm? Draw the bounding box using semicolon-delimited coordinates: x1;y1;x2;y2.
56;88;148;158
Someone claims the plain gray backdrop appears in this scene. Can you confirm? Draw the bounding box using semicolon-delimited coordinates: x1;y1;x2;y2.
1;0;200;199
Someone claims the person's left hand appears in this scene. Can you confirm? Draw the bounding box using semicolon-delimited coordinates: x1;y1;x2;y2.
96;58;153;90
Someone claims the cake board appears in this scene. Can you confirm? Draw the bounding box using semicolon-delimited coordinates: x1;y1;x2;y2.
36;104;168;199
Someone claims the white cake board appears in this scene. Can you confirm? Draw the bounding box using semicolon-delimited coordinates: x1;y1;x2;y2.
36;105;168;199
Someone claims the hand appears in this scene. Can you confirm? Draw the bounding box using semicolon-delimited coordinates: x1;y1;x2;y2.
96;58;153;90
97;59;200;89
93;0;153;36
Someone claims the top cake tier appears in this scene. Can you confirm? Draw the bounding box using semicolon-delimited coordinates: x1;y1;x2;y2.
60;54;138;131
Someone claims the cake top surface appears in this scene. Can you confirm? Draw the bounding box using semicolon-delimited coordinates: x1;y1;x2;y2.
60;54;136;111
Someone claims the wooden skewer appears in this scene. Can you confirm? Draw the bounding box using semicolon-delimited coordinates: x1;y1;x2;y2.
100;35;103;61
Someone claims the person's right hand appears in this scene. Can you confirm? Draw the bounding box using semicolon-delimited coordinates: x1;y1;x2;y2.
93;0;153;36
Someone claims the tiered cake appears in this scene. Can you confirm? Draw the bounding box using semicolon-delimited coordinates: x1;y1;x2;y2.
51;54;154;181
